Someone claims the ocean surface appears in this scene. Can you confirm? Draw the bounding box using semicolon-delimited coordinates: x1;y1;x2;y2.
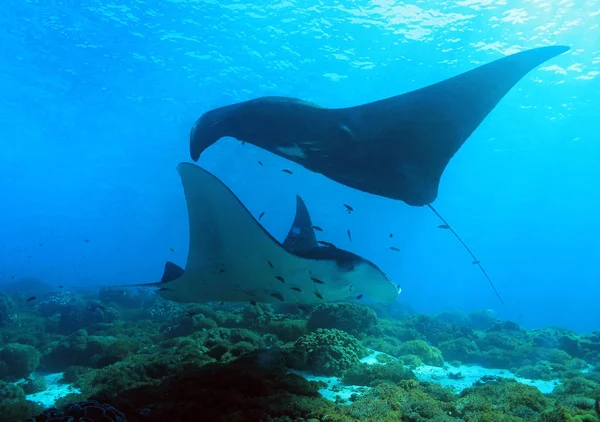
0;1;599;420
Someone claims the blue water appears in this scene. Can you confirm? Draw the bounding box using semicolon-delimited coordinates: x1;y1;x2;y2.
0;0;598;332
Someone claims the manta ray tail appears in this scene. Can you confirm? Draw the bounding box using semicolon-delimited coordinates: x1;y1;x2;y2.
427;204;506;307
96;261;186;290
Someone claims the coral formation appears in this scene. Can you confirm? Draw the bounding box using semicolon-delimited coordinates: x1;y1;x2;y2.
0;343;41;380
307;303;378;337
289;328;368;376
42;329;118;371
28;400;126;422
0;294;16;327
342;360;416;386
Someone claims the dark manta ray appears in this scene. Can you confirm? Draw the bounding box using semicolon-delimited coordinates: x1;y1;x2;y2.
190;45;569;206
136;163;399;305
189;45;569;306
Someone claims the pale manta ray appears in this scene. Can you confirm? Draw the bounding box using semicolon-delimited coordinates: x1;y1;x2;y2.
135;162;400;305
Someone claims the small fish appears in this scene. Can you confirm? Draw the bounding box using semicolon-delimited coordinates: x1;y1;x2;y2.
282;169;293;174
389;233;393;238
389;246;400;252
84;239;90;243
219;269;225;273
268;260;274;268
297;305;309;311
169;247;175;252
438;224;451;229
396;284;402;290
349;285;353;292
98;305;106;311
275;276;285;283
270;292;285;302
290;287;302;292
311;277;325;285
250;300;256;306
259;212;265;221
258;161;263;166
315;292;323;300
240;141;245;145
219;301;224;305
38;243;43;247
472;260;480;265
58;285;64;289
26;296;36;303
356;294;363;300
343;204;354;214
347;229;352;242
311;225;323;232
317;240;336;248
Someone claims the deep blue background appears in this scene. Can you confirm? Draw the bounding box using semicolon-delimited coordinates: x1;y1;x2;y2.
1;0;598;332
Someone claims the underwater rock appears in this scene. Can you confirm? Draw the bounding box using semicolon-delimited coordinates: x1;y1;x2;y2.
515;360;556;381
27;400;126;422
436;309;499;332
0;380;25;404
54;301;120;335
342;360;416;386
142;300;184;322
75;337;214;398
399;314;472;346
201;327;263;350
539;404;600;422
457;378;548;420
434;309;469;326
0;399;44;422
437;337;480;364
42;329;118;371
89;351;336;422
288;328;368;376
0;343;41;380
36;292;78;317
395;339;445;367
307;303;378;337
268;319;308;342
98;287;143;309
96;338;140;367
554;377;600;397
241;303;273;328
466;309;499;330
20;375;48;395
0;294;17;328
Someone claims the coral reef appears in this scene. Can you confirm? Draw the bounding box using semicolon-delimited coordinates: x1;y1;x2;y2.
0;286;599;421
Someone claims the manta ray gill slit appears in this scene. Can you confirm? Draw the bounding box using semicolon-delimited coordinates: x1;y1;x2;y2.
426;203;506;308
